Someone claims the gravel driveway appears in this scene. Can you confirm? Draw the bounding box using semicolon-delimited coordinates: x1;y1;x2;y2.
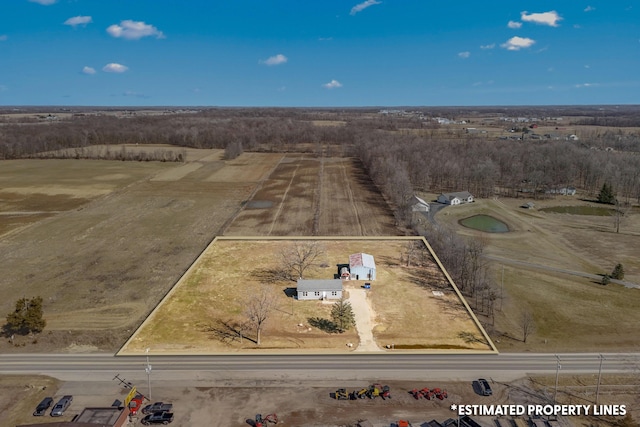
346;285;383;352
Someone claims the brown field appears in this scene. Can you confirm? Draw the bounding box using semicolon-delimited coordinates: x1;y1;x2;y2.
430;195;640;352
121;238;493;355
0;150;265;351
0;149;400;353
225;155;398;236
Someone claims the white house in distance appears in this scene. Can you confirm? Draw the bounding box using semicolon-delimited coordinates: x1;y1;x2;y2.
437;191;474;205
296;279;343;301
411;195;430;212
349;253;376;281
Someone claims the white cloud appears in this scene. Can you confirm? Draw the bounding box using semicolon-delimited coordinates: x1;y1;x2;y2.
584;6;595;12
261;54;288;66
350;0;381;15
64;16;93;27
0;35;7;41
520;11;562;27
323;79;343;89
501;36;535;51
458;51;470;59
102;63;129;73
508;21;522;29
480;43;495;49
28;0;57;5
575;82;598;88
107;20;164;40
319;37;333;41
82;66;96;75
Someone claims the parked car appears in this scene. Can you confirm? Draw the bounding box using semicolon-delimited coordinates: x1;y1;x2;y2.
141;411;174;425
477;378;492;396
142;402;173;414
50;395;73;416
33;397;53;416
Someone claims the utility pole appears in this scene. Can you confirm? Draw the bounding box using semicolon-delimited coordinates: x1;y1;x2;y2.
554;355;561;403
596;354;604;404
145;348;152;400
500;265;504;311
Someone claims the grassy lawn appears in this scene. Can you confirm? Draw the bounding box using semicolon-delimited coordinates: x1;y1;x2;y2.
122;238;493;354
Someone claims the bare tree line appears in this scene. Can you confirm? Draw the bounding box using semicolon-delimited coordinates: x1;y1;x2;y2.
2;108;639;205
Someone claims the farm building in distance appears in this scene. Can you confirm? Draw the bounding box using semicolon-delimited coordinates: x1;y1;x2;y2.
411;195;430;212
349;253;376;281
437;191;474;205
297;279;343;301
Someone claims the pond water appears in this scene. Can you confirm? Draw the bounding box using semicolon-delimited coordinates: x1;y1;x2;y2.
539;206;613;216
460;215;509;233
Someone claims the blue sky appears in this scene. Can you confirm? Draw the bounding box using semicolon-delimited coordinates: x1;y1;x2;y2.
1;0;638;106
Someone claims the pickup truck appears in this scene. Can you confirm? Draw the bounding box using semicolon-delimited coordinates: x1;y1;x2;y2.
141;411;174;425
141;402;173;415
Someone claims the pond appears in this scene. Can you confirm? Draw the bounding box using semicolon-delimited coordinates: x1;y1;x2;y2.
539;206;613;216
460;215;509;233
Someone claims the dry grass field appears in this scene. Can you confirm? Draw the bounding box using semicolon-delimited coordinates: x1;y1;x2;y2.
121;238;493;355
430;195;640;352
0;149;273;351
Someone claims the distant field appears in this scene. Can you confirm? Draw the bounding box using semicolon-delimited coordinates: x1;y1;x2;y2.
225;156;398;236
121;238;493;355
433;196;640;352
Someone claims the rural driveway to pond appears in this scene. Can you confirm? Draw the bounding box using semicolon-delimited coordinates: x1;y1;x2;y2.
347;285;383;352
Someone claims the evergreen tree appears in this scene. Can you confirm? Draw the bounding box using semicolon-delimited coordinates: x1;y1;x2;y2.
611;263;625;280
597;182;616;204
5;296;46;335
331;298;356;333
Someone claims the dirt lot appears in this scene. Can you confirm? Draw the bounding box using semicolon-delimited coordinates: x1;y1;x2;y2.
4;374;639;427
121;238;492;355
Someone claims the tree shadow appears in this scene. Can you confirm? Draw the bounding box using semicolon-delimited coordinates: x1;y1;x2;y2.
203;319;257;345
251;267;292;283
308;317;338;333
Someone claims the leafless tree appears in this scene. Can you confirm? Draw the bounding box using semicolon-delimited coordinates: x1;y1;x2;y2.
280;241;324;280
401;240;424;267
613;200;632;233
519;310;536;343
245;287;278;346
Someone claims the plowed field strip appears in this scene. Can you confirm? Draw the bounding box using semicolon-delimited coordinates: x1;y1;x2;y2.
340;160;365;235
268;163;300;235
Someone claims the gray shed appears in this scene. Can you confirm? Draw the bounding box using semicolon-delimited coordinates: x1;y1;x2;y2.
297;279;343;301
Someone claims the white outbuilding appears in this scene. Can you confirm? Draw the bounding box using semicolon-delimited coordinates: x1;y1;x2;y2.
348;253;376;281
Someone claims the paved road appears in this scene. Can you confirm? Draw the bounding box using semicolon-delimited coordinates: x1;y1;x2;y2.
1;353;638;383
484;255;640;289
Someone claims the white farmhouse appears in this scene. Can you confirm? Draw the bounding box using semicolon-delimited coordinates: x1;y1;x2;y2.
437;191;474;205
296;279;343;301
